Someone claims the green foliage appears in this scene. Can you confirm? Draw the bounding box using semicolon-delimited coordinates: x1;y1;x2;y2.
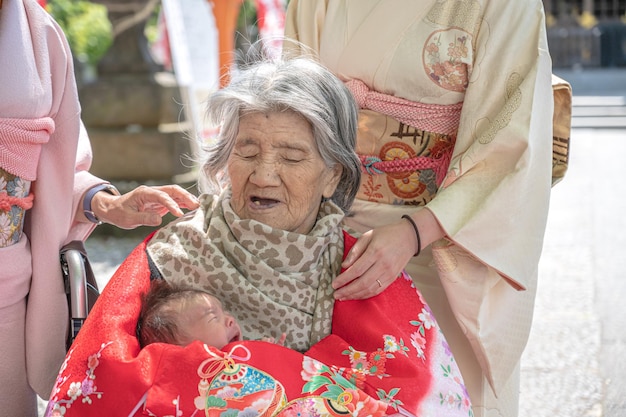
144;5;161;44
237;0;257;29
47;0;113;65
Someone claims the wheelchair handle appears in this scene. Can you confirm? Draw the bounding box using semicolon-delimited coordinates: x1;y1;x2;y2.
62;249;89;319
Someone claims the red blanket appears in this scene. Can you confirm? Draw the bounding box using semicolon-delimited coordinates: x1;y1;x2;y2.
46;232;472;416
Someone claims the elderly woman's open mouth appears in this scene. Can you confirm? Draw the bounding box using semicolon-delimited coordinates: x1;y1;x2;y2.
250;196;280;207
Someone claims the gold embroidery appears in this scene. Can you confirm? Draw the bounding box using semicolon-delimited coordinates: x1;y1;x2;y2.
478;72;522;145
431;240;459;274
427;0;482;35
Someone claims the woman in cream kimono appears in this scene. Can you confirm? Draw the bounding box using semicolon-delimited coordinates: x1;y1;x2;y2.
284;1;554;416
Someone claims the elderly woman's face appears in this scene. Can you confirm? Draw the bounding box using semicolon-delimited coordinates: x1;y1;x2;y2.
227;110;342;234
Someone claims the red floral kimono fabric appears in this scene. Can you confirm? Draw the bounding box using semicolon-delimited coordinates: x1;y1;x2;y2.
46;232;472;417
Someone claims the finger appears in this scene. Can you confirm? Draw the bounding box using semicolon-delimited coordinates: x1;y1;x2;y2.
333;265;382;300
113;188;191;228
117;211;162;229
277;333;287;346
333;241;381;288
334;277;382;301
141;202;177;217
350;277;384;299
335;259;401;300
348;274;393;300
332;261;367;290
340;232;371;268
137;212;163;227
140;190;186;217
154;185;200;210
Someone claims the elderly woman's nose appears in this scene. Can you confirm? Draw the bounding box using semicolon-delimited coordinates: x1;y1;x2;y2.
250;160;281;186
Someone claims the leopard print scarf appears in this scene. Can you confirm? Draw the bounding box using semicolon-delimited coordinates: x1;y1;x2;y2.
146;190;345;351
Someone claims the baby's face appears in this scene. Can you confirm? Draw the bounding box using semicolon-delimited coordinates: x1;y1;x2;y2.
177;293;242;349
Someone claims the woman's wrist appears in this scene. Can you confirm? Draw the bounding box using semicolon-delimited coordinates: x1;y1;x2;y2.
83;183;119;225
402;209;446;255
402;214;421;256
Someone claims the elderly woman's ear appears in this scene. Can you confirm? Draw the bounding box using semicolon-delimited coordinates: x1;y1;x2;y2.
322;164;343;200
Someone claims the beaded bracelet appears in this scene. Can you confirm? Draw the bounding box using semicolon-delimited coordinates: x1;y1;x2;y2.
401;214;421;257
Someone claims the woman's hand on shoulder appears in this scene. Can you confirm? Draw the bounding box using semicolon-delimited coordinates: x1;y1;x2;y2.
91;184;200;229
333;209;445;300
332;220;416;300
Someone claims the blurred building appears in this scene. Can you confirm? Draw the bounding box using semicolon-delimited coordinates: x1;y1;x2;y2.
543;0;626;68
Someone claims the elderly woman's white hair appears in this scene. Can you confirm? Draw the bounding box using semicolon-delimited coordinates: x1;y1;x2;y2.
198;57;361;213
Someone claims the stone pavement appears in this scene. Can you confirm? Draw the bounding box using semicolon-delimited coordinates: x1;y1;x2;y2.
519;128;612;417
518;68;626;417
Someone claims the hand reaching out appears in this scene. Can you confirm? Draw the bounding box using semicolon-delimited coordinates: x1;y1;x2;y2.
90;184;200;229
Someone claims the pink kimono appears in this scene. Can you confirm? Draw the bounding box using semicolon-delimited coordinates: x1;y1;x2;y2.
0;0;105;408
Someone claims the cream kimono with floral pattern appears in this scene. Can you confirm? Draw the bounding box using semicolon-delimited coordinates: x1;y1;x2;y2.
285;1;553;415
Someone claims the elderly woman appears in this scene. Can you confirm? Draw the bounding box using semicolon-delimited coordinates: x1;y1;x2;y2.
145;56;360;351
47;58;472;417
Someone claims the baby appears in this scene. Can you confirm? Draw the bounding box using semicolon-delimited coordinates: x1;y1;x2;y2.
137;279;285;348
